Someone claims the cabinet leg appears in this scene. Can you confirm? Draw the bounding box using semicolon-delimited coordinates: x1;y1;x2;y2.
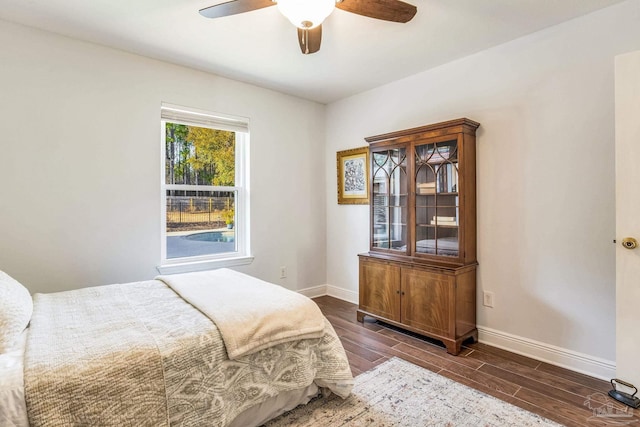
445;340;462;355
469;329;478;344
356;311;365;323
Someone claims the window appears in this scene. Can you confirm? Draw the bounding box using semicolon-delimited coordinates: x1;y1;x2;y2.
158;104;251;273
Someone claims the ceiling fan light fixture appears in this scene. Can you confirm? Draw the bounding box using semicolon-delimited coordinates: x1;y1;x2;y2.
277;0;335;29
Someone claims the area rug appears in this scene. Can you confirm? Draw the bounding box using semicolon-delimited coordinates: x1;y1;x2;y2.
264;357;562;426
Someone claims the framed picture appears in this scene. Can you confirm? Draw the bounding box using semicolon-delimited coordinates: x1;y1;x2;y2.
337;147;369;205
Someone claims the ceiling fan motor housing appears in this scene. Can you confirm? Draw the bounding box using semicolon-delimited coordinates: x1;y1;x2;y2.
277;0;336;29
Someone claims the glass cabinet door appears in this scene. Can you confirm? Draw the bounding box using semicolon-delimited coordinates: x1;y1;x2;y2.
414;139;459;257
371;148;407;251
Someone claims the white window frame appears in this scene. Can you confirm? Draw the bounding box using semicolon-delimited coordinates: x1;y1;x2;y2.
157;103;252;274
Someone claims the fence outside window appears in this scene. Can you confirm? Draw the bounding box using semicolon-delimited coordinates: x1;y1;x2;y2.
166;195;234;232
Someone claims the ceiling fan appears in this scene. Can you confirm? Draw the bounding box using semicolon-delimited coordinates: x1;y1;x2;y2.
199;0;417;55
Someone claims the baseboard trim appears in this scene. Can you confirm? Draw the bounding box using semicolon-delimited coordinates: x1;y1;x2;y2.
298;284;328;299
477;326;615;381
298;284;358;304
326;285;358;304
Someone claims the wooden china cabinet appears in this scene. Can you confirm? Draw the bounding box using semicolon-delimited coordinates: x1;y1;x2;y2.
357;118;480;355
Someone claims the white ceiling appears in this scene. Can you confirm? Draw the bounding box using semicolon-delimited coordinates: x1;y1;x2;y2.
0;0;626;104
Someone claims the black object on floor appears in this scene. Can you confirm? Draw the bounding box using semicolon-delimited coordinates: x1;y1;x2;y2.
609;378;640;409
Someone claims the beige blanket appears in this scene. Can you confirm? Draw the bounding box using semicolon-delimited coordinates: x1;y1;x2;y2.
157;269;325;359
24;280;353;427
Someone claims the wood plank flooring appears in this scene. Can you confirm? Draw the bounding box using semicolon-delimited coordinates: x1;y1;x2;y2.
314;296;639;427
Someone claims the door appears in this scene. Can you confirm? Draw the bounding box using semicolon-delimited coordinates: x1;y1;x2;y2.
359;257;401;321
401;268;453;337
615;50;640;387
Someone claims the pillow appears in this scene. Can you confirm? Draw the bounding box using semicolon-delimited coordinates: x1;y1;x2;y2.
0;271;33;353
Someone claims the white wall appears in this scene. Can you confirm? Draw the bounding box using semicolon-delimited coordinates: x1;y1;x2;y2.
326;0;640;376
0;19;326;294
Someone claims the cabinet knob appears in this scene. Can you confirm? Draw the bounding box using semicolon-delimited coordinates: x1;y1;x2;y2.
622;237;638;250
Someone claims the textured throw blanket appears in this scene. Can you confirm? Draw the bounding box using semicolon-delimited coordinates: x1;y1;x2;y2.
157;269;325;359
24;280;353;427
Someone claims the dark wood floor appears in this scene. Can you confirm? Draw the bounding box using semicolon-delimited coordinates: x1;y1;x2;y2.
314;295;638;427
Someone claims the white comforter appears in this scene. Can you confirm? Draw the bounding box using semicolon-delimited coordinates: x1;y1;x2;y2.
20;271;353;427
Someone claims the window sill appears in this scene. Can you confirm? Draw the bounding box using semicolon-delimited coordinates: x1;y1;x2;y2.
156;255;254;275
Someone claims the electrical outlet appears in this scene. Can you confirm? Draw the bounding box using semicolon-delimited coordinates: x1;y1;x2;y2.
483;291;494;308
280;266;287;279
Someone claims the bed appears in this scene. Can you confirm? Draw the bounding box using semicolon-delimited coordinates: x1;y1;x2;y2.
0;268;353;427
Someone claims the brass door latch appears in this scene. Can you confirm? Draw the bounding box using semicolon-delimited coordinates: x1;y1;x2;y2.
621;237;638;250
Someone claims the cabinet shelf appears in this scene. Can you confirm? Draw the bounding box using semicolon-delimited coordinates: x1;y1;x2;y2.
421;159;459;165
416;192;459;196
373;192;409;197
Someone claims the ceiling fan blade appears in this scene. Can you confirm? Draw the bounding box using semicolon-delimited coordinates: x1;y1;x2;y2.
336;0;417;23
297;25;322;55
199;0;275;19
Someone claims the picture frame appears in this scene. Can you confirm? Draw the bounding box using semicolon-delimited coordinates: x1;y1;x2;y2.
337;147;370;205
